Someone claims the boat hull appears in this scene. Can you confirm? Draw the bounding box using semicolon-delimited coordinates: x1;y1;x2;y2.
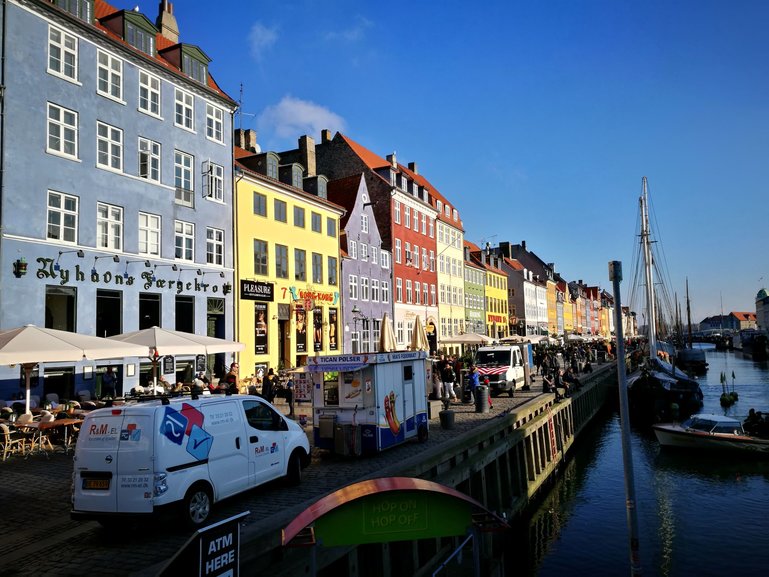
653;424;769;456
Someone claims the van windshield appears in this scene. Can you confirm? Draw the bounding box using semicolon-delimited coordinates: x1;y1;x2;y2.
475;350;511;367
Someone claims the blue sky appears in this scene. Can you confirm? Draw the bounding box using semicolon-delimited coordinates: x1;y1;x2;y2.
169;0;768;324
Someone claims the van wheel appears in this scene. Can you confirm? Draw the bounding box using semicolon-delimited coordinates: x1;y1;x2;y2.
182;484;212;526
417;424;428;443
286;451;302;486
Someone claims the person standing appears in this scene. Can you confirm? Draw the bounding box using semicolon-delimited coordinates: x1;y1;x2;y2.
101;366;117;399
440;355;458;401
262;368;279;404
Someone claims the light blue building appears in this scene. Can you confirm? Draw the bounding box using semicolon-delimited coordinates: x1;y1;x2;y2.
0;1;236;403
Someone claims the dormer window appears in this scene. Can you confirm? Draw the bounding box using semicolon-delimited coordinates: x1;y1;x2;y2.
436;200;443;213
126;23;154;55
183;53;207;84
266;154;278;179
123;12;157;56
292;166;303;189
317;176;328;198
55;0;92;23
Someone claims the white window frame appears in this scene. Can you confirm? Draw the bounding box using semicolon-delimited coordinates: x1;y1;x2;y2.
361;214;369;233
139;71;161;117
415;281;421;305
349;240;357;260
174;150;194;207
394;201;401;224
371;246;378;266
96;121;123;172
381;280;390;304
138;212;160;256
47;102;78;159
97;50;123;102
206;227;224;266
360;277;369;301
349;274;358;300
406;280;413;304
395;239;401;264
404;206;411;229
381;251;390;269
206;103;224;143
138;137;161;182
371;279;380;302
174;220;195;262
174;88;194;131
203;161;224;202
396;278;402;302
48;26;78;81
96;202;123;251
47;190;78;244
360;243;368;262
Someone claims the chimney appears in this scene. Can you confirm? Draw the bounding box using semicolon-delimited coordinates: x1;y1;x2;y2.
521;240;527;251
408;161;418;175
321;129;332;143
156;1;179;44
579;279;583;285
235;128;259;153
386;152;397;168
298;135;316;177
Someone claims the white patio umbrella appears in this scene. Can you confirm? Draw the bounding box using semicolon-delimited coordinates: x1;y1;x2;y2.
410;316;430;352
109;326;245;385
442;332;494;345
378;313;397;352
0;325;148;414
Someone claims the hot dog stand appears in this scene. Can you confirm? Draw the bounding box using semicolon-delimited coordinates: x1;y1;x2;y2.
297;351;429;456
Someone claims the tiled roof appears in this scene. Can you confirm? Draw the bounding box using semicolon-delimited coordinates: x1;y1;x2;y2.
234;155;346;214
732;312;756;321
92;1;234;104
339;134;391;171
504;257;524;271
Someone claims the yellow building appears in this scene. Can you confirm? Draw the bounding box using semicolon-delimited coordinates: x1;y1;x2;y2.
484;262;509;340
233;147;345;379
562;282;575;334
433;194;466;353
547;279;558;336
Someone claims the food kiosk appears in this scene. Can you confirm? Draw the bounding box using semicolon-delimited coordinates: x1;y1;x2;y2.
301;351;429;456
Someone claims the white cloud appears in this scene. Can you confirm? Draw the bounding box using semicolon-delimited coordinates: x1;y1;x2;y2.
249;22;278;61
324;15;372;42
258;96;346;143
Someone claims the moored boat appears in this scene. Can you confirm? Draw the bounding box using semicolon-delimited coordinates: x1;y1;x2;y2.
653;413;769;456
626;178;703;424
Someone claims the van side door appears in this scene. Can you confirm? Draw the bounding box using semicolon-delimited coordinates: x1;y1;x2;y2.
242;399;287;486
199;400;250;500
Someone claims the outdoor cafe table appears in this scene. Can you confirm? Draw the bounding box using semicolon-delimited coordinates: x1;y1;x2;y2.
15;418;82;456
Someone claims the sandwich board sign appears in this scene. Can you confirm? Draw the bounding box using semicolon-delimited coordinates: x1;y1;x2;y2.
159;511;249;577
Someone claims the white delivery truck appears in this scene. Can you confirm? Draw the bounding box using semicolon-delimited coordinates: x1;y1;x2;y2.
71;394;310;526
473;344;530;397
303;351;429;456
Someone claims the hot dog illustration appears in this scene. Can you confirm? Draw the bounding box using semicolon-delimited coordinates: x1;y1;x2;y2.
383;391;400;436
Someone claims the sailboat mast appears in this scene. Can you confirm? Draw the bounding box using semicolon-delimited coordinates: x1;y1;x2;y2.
640;176;657;359
686;278;693;348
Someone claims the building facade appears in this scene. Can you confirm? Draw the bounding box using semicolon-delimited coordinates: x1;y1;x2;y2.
233;132;344;376
327;174;392;353
0;0;237;401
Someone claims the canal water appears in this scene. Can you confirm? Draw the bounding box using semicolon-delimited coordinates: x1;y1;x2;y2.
515;346;769;576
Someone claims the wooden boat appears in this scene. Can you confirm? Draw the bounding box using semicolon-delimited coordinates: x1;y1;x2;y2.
653;413;769;456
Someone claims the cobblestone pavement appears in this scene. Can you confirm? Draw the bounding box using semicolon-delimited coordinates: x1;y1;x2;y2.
0;374;569;576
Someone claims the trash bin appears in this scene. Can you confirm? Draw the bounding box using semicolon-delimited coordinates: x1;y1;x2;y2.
474;385;489;414
439;409;455;430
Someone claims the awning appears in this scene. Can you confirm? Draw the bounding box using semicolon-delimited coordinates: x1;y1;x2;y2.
292;363;369;373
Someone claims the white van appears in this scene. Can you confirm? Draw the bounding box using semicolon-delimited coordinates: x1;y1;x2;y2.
71;394;310;526
474;345;526;397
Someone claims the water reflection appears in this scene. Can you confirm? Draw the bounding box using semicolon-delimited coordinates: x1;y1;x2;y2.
522;348;769;576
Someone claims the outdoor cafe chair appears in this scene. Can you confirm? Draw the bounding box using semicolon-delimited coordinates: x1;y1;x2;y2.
1;423;25;460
